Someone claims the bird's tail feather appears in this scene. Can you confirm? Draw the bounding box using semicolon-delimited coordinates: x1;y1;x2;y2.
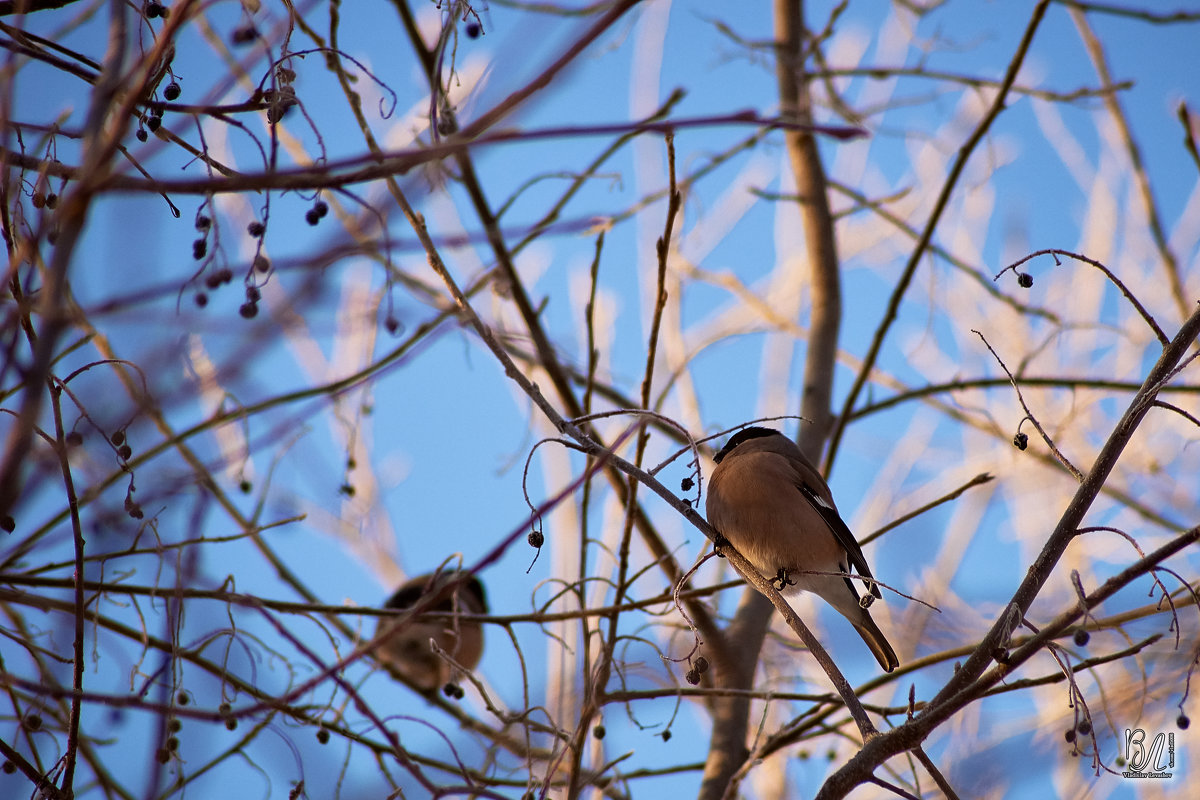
853;615;899;673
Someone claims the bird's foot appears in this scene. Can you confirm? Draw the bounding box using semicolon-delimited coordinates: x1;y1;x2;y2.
713;534;730;558
772;568;795;591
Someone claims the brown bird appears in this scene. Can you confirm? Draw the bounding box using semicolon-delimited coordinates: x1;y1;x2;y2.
375;570;487;692
706;427;898;672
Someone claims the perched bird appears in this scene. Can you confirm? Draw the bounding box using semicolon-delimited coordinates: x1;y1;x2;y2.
706;427;898;672
375;570;487;693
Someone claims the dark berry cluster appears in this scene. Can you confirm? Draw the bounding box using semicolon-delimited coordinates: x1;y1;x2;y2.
305;201;329;226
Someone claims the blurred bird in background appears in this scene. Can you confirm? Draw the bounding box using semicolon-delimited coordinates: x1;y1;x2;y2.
375;569;487;695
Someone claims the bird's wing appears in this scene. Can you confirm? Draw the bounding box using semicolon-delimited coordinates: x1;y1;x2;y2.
792;479;882;600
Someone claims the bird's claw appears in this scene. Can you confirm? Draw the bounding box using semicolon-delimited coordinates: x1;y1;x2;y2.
713;534;730;557
772;568;795;591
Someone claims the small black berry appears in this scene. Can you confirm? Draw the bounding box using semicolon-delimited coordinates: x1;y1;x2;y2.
166;736;179;751
245;285;260;302
305;208;321;226
239;302;258;319
1076;720;1092;736
31;192;45;208
1073;628;1089;647
592;725;605;740
314;201;328;217
66;432;83;447
24;714;41;731
231;26;257;44
164;82;181;101
528;530;544;548
239;480;252;493
316;728;330;743
247;221;265;237
225;718;237;731
194;292;208;307
146;115;162;132
254;255;270;273
193;239;207;260
1178;714;1190;730
118;444;132;460
195;215;211;230
2;761;15;774
45;193;58;209
465;22;481;38
177;692;189;706
167;718;182;733
155;748;170;764
385;316;401;334
136;128;149;142
1;516;14;533
216;268;234;284
145;2;165;18
1013;432;1028;450
694;656;709;674
111;431;126;446
1017;272;1033;288
685;669;700;685
680;477;694;491
1064;729;1075;743
266;94;297;123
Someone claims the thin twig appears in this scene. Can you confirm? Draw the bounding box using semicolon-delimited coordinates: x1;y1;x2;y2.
914;747;961;800
860;473;994;546
1179;102;1200;177
973;328;1085;481
997;248;1167;345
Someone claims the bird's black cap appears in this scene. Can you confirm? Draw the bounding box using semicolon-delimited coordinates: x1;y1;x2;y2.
713;426;780;463
385;573;487;613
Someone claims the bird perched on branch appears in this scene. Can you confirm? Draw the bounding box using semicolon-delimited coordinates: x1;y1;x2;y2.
375;570;487;694
706;427;898;673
